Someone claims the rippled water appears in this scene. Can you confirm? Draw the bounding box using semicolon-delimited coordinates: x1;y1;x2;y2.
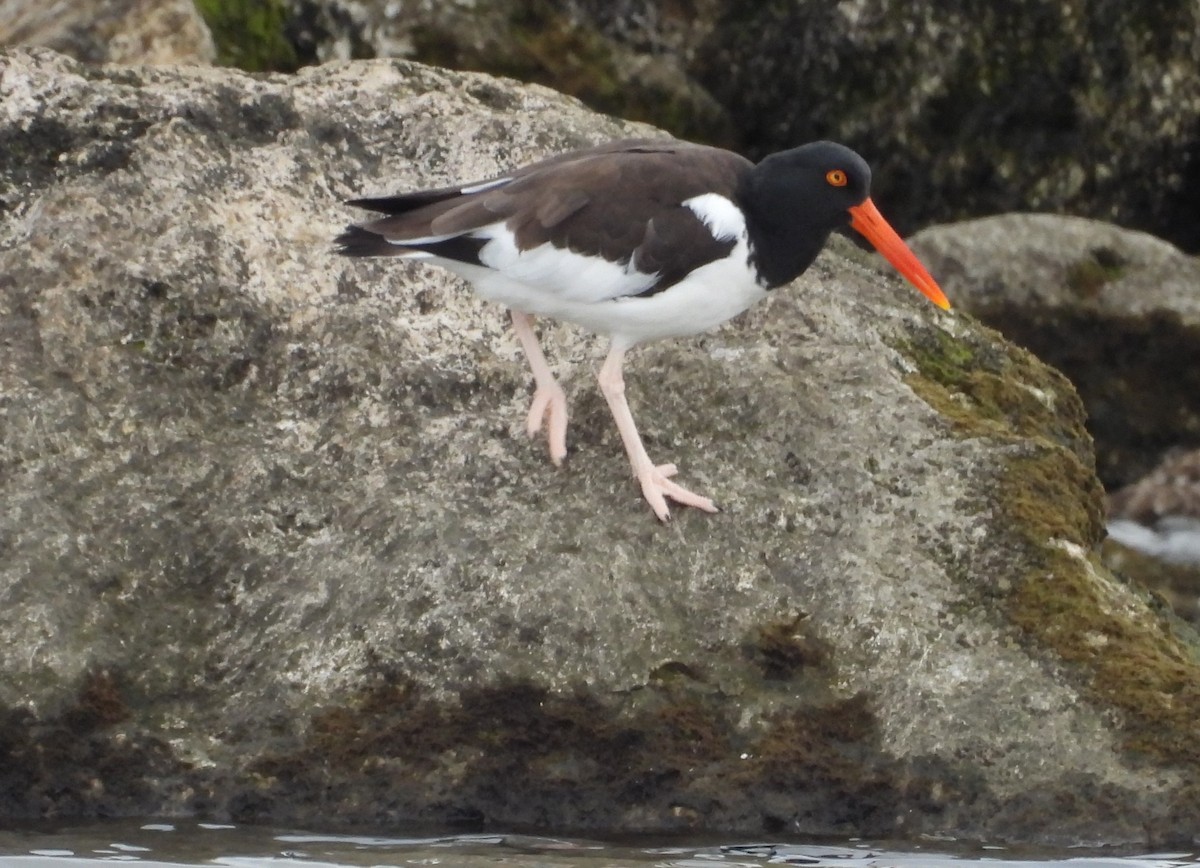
0;821;1197;868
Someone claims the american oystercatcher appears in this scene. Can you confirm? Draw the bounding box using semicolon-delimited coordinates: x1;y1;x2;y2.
336;138;950;520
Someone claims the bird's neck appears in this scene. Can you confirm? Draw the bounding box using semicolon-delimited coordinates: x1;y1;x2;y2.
736;172;839;289
742;213;833;289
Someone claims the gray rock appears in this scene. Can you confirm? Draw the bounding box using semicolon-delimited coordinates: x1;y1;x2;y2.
910;214;1200;489
0;0;215;65
2;47;1199;843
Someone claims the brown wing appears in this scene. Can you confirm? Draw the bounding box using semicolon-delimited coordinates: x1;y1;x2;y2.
338;139;753;297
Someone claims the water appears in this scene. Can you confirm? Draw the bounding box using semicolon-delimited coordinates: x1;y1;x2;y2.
0;821;1196;868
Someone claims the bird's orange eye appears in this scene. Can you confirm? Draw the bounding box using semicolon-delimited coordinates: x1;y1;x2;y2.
826;169;848;187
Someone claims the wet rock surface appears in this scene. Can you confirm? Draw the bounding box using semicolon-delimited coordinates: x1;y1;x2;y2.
2;47;1199;843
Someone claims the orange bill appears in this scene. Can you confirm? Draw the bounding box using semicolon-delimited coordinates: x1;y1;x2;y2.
848;198;951;310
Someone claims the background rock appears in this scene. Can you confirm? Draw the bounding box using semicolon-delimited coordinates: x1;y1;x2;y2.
0;0;215;64
276;0;732;143
692;0;1200;252
2;47;1200;843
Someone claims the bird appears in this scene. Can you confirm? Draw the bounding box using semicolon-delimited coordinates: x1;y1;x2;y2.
335;138;950;521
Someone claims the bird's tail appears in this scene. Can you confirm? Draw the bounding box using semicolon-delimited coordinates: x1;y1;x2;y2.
333;225;410;258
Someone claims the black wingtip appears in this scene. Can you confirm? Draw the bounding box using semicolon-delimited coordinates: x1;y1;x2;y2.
346;196;405;214
347;190;461;215
333;225;392;257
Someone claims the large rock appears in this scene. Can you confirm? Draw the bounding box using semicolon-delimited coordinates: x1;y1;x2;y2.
910;214;1200;490
2;47;1200;844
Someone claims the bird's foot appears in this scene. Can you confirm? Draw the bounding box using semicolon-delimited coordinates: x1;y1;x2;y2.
637;462;719;522
526;382;569;466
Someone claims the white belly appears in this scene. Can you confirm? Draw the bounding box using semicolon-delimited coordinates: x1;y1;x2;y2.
428;237;765;347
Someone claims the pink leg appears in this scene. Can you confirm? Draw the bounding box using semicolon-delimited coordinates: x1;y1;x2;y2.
597;344;719;521
510;310;569;465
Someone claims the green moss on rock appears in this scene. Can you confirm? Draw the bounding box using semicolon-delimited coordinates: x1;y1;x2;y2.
1065;247;1127;298
1010;544;1200;768
195;0;299;72
1000;446;1106;550
896;322;1091;456
898;321;1200;780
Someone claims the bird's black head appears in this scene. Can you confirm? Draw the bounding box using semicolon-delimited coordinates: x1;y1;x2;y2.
759;141;871;212
738;141;874;287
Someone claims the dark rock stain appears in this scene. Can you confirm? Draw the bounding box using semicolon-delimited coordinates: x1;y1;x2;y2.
0;671;187;819
226;672;930;837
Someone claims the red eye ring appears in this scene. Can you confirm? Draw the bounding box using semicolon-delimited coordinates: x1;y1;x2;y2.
826;169;848;187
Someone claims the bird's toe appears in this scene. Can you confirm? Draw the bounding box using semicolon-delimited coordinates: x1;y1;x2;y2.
525;384;569;465
636;465;717;521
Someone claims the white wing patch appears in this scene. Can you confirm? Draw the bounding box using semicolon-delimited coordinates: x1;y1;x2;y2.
459;177;512;195
386;231;459;246
683;193;746;242
474;221;659;304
